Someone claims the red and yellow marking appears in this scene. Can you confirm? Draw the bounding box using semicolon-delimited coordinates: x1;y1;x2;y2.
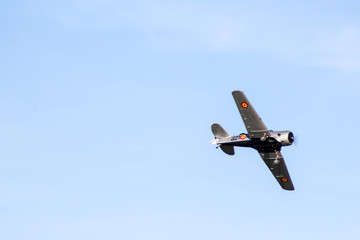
241;102;248;108
281;177;288;183
240;134;247;140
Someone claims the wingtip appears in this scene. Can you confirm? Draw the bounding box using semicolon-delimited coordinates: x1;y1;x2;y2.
232;90;244;95
283;185;295;191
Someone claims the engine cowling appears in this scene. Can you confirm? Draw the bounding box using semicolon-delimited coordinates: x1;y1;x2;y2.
269;131;294;146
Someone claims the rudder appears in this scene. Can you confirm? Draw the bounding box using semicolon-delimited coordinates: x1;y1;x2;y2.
211;123;235;155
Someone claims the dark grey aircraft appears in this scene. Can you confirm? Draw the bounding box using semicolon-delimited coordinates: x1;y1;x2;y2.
211;90;295;190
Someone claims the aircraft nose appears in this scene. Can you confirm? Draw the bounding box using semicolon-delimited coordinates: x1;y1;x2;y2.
288;132;294;144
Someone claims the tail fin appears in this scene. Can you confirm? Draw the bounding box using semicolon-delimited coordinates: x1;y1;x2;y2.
211;123;234;155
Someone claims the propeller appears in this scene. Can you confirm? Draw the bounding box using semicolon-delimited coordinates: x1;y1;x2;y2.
293;134;299;147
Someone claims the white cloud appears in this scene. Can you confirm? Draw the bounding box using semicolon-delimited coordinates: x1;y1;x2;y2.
38;0;360;73
317;26;360;72
139;2;360;73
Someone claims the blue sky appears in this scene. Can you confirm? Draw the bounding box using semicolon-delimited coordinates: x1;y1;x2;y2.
1;0;360;239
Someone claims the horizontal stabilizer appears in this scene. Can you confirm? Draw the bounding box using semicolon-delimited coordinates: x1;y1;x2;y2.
211;123;230;138
220;145;235;155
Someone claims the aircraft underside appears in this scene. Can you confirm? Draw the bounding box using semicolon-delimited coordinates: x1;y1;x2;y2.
221;137;283;152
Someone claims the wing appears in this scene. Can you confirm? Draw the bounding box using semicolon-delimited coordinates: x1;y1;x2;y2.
232;90;268;139
258;151;294;190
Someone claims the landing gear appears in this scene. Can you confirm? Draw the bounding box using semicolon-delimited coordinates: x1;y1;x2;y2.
260;133;268;141
273;150;281;164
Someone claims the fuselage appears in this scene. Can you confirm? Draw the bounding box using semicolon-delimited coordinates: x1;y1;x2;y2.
218;130;294;152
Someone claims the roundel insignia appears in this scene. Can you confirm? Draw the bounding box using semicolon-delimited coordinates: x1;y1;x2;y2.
240;134;247;140
241;102;248;108
281;177;288;183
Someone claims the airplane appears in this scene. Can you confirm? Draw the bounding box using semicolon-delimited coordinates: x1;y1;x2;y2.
210;90;295;190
